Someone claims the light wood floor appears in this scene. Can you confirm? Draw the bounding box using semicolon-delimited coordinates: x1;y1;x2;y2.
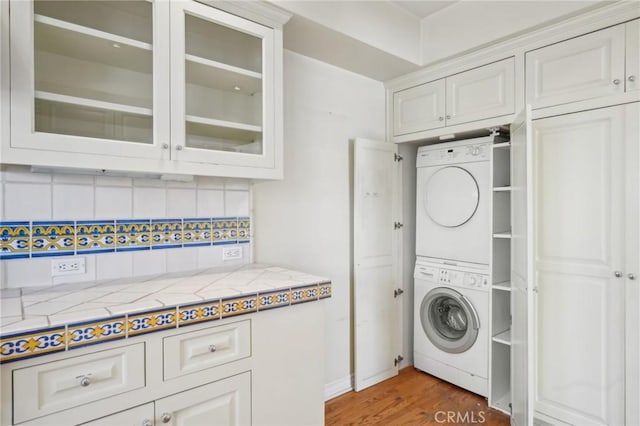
325;368;510;425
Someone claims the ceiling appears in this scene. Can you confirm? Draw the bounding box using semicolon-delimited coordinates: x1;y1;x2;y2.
391;1;458;19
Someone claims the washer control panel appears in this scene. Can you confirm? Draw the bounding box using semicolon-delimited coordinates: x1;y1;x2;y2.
417;141;490;167
438;268;488;289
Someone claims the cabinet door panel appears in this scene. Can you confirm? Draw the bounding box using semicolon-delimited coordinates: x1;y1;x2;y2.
9;0;169;159
155;372;251;426
526;25;625;109
170;1;275;168
626;19;640;93
81;403;154;426
533;106;625;425
392;79;445;136
446;57;515;126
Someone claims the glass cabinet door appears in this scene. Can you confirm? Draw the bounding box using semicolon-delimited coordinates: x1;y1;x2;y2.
170;1;275;168
10;0;169;158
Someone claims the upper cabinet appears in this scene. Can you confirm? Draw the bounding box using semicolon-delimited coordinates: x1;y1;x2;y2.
526;20;639;109
4;0;286;179
392;57;515;138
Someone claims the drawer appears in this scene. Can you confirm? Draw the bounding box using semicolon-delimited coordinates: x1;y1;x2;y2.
163;320;251;380
13;343;145;424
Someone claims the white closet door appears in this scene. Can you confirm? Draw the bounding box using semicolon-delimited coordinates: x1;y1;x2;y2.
624;102;640;426
510;105;534;426
533;106;626;426
353;138;401;391
626;19;640;93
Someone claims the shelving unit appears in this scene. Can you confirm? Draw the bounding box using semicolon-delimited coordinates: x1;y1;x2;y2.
489;133;513;416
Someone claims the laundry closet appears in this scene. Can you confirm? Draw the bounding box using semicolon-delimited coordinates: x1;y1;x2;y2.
354;3;639;425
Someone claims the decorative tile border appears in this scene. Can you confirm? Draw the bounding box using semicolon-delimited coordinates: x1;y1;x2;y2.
0;216;250;261
0;281;331;364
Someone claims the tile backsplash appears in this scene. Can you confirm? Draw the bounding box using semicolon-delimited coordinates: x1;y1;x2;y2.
0;165;252;288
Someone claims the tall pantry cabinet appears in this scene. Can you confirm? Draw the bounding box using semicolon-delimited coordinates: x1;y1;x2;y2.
530;103;639;426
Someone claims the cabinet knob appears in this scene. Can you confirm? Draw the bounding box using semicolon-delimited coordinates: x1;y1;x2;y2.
162;143;169;149
446;115;451;119
142;420;152;426
614;271;623;278
208;344;217;353
175;145;183;151
613;79;621;85
439;116;444;121
161;413;172;423
79;376;91;387
629;75;637;82
629;273;636;280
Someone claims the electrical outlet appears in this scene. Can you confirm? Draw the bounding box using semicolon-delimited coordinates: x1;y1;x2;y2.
222;246;243;261
52;257;86;276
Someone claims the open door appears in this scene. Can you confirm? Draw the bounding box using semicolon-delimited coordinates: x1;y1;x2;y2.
510;106;534;425
353;138;401;391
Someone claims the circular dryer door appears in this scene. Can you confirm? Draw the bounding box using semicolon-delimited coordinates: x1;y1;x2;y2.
420;287;480;353
424;166;479;227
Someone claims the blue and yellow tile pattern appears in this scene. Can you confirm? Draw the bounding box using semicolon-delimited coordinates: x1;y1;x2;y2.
0;279;331;364
0;216;250;261
0;222;30;260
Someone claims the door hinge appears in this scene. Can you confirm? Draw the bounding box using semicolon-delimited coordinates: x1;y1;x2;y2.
394;355;404;367
393;222;403;230
394;153;403;162
393;288;404;298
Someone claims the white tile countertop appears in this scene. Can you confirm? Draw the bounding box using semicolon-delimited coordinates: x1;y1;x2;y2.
0;264;331;363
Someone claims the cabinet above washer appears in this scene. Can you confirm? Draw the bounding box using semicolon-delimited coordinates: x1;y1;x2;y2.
392;58;515;140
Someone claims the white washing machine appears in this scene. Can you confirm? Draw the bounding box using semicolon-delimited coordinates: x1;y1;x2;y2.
414;258;489;396
416;136;495;266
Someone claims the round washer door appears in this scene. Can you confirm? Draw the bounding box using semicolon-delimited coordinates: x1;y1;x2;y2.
424;166;479;227
420;287;480;354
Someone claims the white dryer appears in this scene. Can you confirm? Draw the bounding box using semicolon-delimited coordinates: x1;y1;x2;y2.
416;137;494;266
414;259;489;396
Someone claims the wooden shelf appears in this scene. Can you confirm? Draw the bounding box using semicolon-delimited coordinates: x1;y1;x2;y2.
35;91;152;116
493;232;512;239
35;14;152;74
493;141;511;149
493;186;512;192
491;392;511;415
186;115;261;133
186;55;262;95
493;282;512;291
493;329;512;346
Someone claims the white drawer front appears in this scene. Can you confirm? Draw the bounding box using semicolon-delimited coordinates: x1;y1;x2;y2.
164;320;251;380
13;343;145;424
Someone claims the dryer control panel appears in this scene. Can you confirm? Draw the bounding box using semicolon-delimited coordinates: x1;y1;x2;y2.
438;268;488;290
417;138;493;167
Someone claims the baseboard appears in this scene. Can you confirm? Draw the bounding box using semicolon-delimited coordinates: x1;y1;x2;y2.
324;375;353;401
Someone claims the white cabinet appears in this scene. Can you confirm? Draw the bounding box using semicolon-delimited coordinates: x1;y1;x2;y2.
446;59;515;127
392;57;514;138
531;103;638;425
155;372;251;426
525;21;640;109
5;0;285;179
393;80;445;136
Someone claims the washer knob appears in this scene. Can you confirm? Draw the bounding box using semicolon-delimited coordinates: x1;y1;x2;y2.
469;276;477;286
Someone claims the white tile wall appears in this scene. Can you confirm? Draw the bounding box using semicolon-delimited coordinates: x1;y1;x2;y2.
0;165;253;289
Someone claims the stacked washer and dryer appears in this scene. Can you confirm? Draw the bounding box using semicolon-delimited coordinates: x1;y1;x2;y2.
413;135;500;397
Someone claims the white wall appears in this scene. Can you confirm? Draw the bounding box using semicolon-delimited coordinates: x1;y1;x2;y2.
253;50;386;396
420;1;603;64
274;0;421;64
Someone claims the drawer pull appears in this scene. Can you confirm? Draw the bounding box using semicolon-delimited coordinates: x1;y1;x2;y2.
161;412;172;423
142;420;152;426
613;78;621;85
208;344;217;353
79;376;91;387
629;75;637;82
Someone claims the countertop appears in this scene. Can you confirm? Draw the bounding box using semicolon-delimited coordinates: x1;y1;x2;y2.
0;264;331;363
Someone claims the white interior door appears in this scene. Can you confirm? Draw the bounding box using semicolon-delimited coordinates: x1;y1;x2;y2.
533;106;625;426
353;138;401;391
510;105;534;426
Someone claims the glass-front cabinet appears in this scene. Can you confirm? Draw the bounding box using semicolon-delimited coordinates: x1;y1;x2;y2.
6;0;284;178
